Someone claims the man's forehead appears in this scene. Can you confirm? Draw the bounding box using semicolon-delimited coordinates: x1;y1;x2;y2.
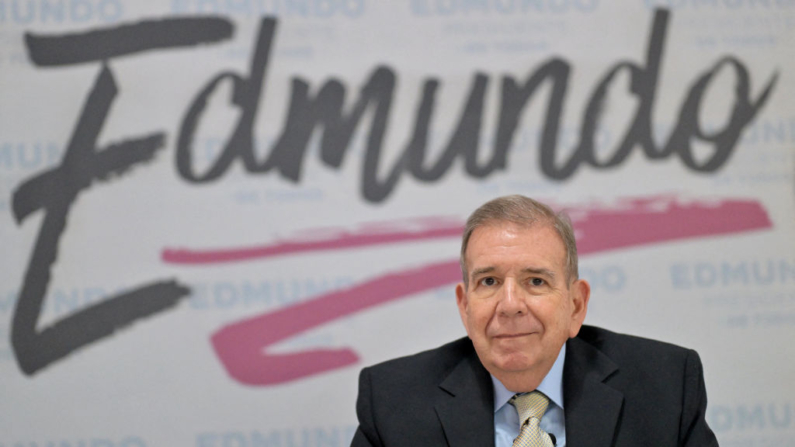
465;222;567;267
467;221;563;248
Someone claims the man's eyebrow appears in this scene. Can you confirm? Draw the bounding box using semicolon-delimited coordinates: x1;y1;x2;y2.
469;267;495;279
522;267;556;281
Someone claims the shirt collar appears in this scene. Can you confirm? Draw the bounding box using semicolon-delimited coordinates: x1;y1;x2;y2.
491;343;566;413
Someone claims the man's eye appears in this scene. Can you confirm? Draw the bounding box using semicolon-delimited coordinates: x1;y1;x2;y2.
480;277;497;286
530;278;545;286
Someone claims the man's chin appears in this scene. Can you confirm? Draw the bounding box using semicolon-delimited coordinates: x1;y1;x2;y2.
491;353;537;373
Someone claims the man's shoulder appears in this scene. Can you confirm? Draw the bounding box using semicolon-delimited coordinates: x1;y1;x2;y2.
567;327;718;445
573;324;697;373
355;338;494;444
576;325;694;353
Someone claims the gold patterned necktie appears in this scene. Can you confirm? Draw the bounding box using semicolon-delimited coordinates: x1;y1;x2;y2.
510;391;555;447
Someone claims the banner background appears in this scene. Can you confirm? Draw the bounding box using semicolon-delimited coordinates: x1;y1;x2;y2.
1;1;793;446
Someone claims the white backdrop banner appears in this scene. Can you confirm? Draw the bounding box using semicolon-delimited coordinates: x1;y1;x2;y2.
1;1;793;446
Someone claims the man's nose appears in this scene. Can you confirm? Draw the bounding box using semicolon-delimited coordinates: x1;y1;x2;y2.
497;279;525;316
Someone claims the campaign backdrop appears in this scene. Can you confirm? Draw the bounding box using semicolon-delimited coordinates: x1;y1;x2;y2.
1;1;793;446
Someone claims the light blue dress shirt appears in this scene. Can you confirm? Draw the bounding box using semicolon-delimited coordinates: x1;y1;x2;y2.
492;344;566;447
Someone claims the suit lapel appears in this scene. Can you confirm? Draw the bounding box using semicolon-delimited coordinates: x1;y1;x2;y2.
435;346;495;447
563;336;624;447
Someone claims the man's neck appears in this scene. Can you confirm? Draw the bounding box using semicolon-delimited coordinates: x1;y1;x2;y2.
492;343;567;407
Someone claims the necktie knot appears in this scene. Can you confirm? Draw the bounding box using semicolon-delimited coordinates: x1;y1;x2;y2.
509;391;554;447
511;391;550;425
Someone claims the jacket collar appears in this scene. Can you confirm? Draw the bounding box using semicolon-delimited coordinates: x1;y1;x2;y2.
563;335;624;447
435;341;495;447
432;334;624;447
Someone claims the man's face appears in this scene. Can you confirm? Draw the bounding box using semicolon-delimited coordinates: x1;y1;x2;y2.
456;222;590;390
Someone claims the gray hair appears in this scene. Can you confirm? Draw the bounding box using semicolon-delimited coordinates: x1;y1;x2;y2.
459;195;579;285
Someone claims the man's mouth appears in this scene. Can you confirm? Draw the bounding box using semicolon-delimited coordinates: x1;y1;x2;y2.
493;332;533;339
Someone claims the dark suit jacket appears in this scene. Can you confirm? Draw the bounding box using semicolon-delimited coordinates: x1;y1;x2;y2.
351;325;719;446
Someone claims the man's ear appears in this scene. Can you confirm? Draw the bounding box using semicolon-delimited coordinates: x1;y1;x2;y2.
568;278;591;338
455;282;470;334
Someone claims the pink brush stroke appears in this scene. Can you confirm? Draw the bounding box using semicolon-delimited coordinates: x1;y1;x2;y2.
571;197;772;254
199;196;772;386
211;260;460;385
163;217;463;264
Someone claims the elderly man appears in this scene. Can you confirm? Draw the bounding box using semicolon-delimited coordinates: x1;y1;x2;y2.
351;195;719;447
